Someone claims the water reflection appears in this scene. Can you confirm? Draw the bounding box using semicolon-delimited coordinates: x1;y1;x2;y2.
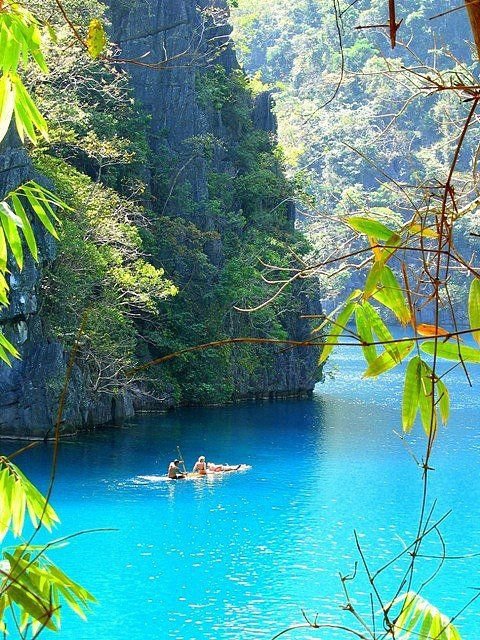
8;348;480;640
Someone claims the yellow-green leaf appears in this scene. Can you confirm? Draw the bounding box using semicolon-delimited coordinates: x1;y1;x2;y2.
437;377;450;425
468;278;480;346
355;304;377;365
363;340;414;378
419;361;436;436
420;341;480;363
361;301;402;361
346;216;396;241
86;19;106;59
0;73;15;144
11;73;48;142
402;356;422;432
21;186;58;238
363;261;384;300
10;193;37;261
372;265;411;325
407;222;438;238
0;202;23;269
319;291;359;364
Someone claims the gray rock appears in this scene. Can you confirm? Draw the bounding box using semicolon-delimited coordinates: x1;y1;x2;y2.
0;0;322;437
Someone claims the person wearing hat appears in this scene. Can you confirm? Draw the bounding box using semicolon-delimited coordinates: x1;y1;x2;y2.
192;455;207;475
168;459;186;479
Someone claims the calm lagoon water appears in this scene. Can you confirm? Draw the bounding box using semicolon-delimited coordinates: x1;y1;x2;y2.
16;345;480;639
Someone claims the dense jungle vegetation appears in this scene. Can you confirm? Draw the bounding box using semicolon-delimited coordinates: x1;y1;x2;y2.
231;0;479;320
23;0;312;405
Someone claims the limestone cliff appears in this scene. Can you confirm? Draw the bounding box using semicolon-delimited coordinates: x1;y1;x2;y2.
108;0;321;402
0;0;321;437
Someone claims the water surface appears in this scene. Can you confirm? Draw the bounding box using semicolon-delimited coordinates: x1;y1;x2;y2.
16;346;480;639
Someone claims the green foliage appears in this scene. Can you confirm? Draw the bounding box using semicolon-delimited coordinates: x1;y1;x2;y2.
0;3;49;144
139;63;309;404
34;155;176;377
0;457;95;634
0;458;59;540
0;181;66;365
391;592;461;640
231;0;476;306
196;66;233;111
86;18;106;59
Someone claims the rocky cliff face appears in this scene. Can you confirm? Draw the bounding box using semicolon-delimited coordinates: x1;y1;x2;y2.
108;0;321;401
0;0;321;437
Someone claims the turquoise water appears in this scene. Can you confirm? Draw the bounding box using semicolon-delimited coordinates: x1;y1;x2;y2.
14;346;480;639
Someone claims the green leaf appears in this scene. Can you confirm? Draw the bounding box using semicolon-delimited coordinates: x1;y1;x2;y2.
319;291;360;364
363;340;414;378
402;356;422;432
10;193;37;261
346;216;397;241
468;278;480;346
20;186;58;238
420;341;480;363
363;261;385;300
361;301;402;361
0;225;7;271
437;377;450;426
0;201;23;269
373;265;411;325
355;304;377;365
0;73;15;144
86;19;107;59
11;73;49;142
390;592;462;640
0;331;19;358
419;361;436;436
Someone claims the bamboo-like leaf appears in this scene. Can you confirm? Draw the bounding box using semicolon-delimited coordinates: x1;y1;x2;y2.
319;291;360;363
0;225;7;271
419;361;436;437
0;201;23;268
10;193;37;260
355;304;377;365
20;186;58;238
436;377;450;426
363;340;414;378
0;332;19;357
0;73;15;144
390;592;461;640
11;73;49;142
417;323;451;338
14;466;59;530
0;459;59;541
372;265;411;325
468;278;480;346
420;341;480;363
10;478;26;537
3;549;95;627
346;216;396;241
0;344;13;366
363;261;384;299
5;583;57;631
361;301;402;361
86;19;107;59
402;356;422;432
0;272;10;306
406;222;438;238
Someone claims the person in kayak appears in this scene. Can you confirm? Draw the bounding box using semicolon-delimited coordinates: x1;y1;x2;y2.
207;462;242;472
192;456;207;474
168;459;186;479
